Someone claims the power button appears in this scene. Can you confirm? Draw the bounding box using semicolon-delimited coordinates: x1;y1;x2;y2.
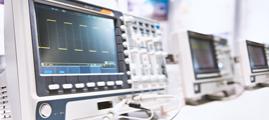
39;103;52;119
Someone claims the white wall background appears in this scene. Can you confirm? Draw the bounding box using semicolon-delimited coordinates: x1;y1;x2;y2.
176;0;235;34
167;0;236;58
0;4;4;55
239;0;269;44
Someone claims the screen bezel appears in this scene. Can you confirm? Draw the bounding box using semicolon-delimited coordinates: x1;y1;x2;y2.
188;31;220;79
246;40;269;73
29;0;130;96
34;3;120;76
36;3;121;76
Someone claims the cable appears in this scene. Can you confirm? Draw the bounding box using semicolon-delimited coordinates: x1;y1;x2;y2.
130;94;182;120
117;101;155;120
105;94;181;120
118;109;154;120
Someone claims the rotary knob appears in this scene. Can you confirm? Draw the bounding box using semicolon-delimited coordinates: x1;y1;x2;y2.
120;25;127;31
39;103;52;119
121;33;127;40
123;42;128;47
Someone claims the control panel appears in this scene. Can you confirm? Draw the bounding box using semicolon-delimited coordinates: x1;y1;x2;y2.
214;37;234;81
121;15;168;91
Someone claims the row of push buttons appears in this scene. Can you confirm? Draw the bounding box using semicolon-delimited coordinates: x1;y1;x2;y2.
48;81;124;90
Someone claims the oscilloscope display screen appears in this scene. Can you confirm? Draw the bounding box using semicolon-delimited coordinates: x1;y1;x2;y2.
35;4;119;75
247;41;268;70
190;37;219;74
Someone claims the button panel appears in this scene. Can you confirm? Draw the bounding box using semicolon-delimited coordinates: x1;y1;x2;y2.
44;74;131;96
122;15;168;91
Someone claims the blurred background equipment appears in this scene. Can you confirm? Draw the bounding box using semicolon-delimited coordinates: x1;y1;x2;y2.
178;31;235;104
238;40;269;88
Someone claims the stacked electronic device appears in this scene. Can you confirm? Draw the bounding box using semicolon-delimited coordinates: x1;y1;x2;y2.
177;30;269;104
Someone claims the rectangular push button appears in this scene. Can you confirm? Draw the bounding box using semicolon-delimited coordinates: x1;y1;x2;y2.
97;82;106;87
48;84;60;90
106;81;115;86
86;82;96;87
62;84;73;89
115;81;123;85
75;83;85;89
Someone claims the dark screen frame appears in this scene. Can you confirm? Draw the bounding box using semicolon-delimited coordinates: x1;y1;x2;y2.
35;3;119;75
35;2;120;75
187;31;220;79
29;0;130;96
246;40;269;73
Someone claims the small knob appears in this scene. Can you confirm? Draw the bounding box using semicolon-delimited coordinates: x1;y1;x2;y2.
123;42;128;47
124;58;130;64
39;103;52;118
121;34;127;40
124;50;129;55
125;58;130;64
120;25;127;31
126;71;131;75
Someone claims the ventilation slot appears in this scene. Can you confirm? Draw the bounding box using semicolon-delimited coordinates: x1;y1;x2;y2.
0;86;12;119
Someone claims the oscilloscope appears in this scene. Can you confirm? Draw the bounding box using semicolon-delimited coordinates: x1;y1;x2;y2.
4;0;168;120
239;40;269;87
178;31;235;103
